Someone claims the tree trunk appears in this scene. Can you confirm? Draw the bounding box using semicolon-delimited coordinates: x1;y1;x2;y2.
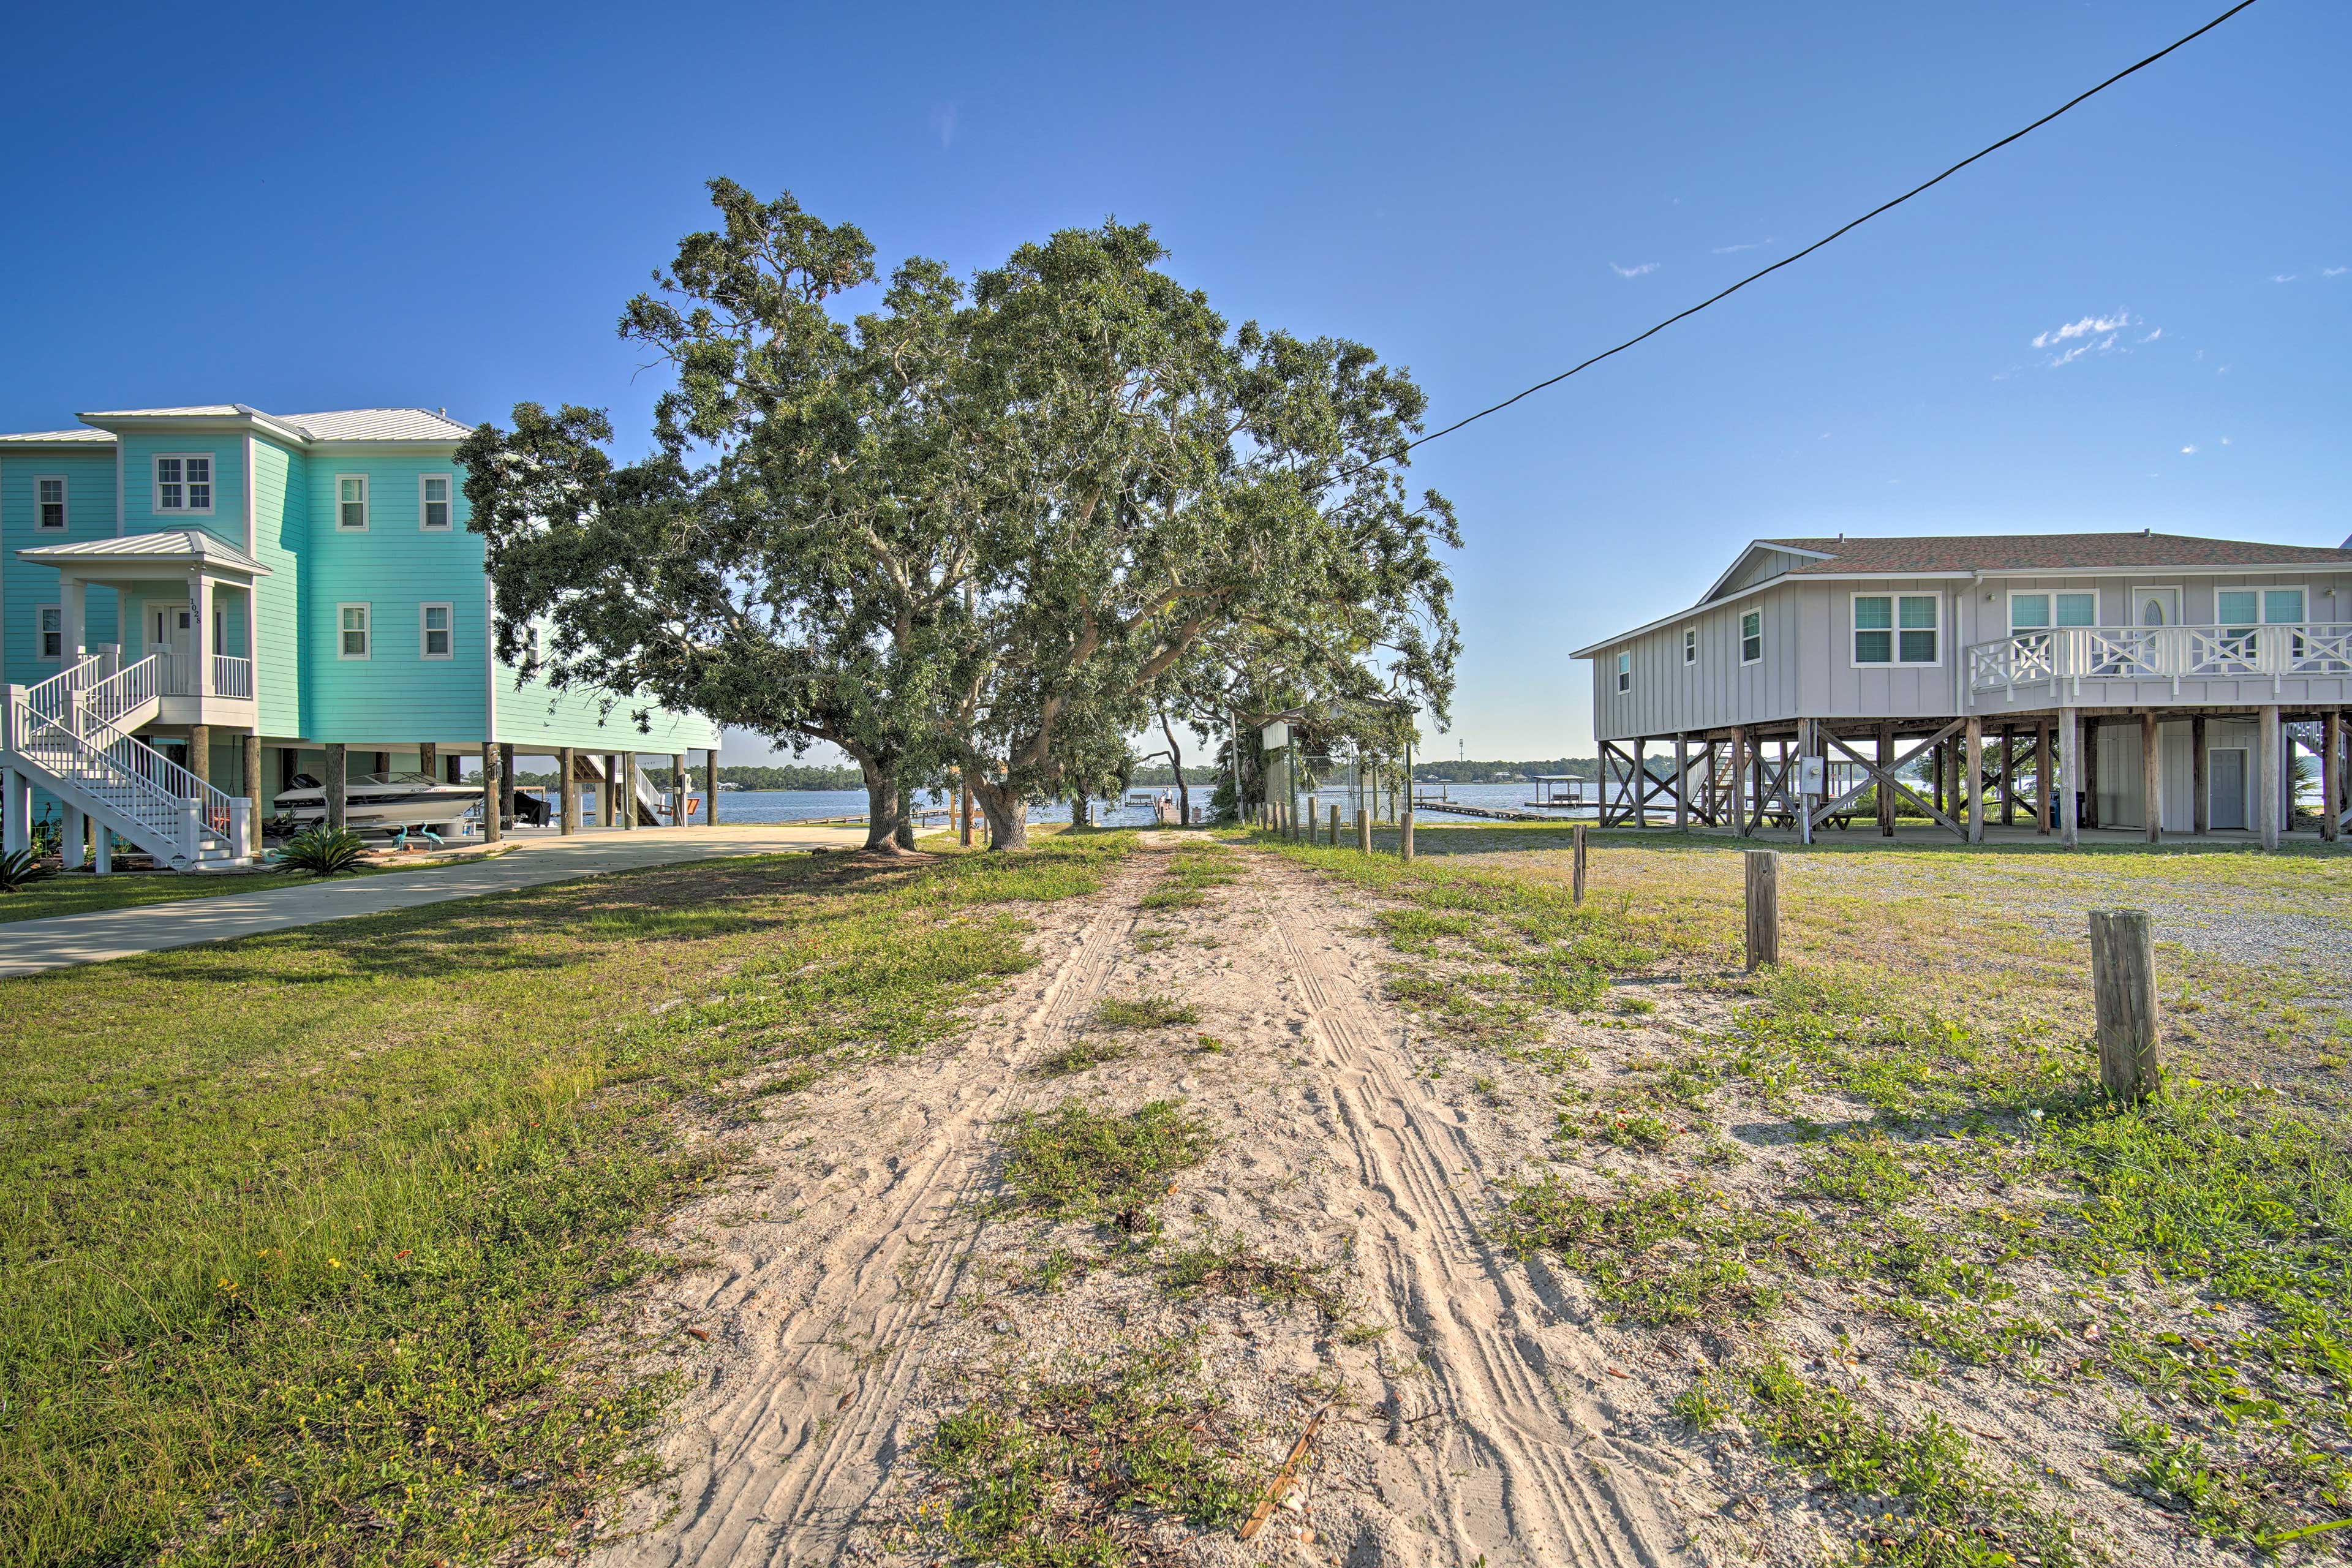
856;752;909;854
972;780;1030;850
1159;707;1190;823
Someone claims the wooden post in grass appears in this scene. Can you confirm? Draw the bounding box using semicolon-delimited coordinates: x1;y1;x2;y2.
1572;824;1588;905
2089;908;2162;1101
1329;803;1340;845
1744;849;1780;971
2143;711;2162;844
1358;802;1371;853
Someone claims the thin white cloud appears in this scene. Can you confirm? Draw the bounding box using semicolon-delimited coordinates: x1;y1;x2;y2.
2030;311;2132;349
2271;273;2297;283
2180;445;2198;456
2049;332;2119;368
929;102;959;149
2220;436;2231;445
1711;239;1773;254
1610;261;1660;277
2139;328;2163;343
2326;266;2349;277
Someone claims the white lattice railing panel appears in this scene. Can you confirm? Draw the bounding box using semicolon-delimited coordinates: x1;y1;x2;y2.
1967;624;2352;698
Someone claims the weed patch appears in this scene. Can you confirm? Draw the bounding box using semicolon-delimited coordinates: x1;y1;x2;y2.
997;1101;1215;1229
1089;993;1200;1031
1494;1175;1802;1325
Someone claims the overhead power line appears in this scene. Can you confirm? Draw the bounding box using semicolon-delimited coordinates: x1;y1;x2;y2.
1355;0;2262;477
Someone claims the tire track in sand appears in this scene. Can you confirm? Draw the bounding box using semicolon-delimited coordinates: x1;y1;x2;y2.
1252;858;1687;1568
593;856;1146;1568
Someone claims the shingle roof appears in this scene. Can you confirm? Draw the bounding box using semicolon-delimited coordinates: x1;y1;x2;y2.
17;529;270;574
1760;532;2352;573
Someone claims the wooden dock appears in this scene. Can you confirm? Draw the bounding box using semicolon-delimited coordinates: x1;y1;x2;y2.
1411;801;1566;823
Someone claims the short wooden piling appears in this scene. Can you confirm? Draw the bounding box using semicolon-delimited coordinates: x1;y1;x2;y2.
1744;849;1780;971
1329;804;1340;845
1572;824;1588;905
2089;908;2162;1101
1357;805;1371;853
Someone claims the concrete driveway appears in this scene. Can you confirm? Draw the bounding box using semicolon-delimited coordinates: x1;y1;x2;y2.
0;822;870;979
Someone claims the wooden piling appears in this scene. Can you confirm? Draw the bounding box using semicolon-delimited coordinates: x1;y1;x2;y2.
1329;803;1340;845
480;741;501;843
1877;723;1895;837
2035;719;2052;836
557;747;579;835
325;743;348;832
2142;712;2162;843
1572;824;1588;905
2060;708;2081;849
2089;908;2162;1101
1964;717;1984;844
2326;710;2344;844
1744;850;1780;971
2190;719;2207;836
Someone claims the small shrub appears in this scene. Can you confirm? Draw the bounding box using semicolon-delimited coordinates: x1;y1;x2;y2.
1033;1039;1133;1078
0;848;56;892
276;826;369;876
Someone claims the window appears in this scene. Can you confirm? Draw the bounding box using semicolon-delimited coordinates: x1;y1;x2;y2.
1683;628;1697;665
338;603;371;659
154;454;213;514
1852;593;1940;665
37;606;62;660
336;475;369;530
35;476;66;529
2264;589;2306;625
1616;651;1631;693
418;473;453;529
420;601;453;658
1740;609;1763;665
2220;588;2308;630
2009;592;2097;631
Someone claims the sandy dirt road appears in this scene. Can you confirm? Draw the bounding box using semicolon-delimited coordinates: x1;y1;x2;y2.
587;837;1692;1567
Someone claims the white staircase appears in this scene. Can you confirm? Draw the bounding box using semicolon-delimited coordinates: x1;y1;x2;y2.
5;655;252;871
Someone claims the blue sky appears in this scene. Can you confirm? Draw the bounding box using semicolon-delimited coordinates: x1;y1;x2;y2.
3;1;2343;763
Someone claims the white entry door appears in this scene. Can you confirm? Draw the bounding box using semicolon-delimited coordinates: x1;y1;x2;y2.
2208;748;2248;831
2134;586;2182;627
149;603;195;655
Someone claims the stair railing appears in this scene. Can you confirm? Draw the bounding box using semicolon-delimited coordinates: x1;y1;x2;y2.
8;693;243;867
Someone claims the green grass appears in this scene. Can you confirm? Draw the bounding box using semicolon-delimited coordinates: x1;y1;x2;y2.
1741;1359;2089;1567
1033;1039;1134;1078
1265;826;2352;1558
995;1101;1215;1231
0;832;1134;1566
0;851;497;924
1152;1231;1347;1321
917;1335;1262;1565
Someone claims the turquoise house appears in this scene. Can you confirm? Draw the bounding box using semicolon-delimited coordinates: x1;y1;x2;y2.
0;404;720;869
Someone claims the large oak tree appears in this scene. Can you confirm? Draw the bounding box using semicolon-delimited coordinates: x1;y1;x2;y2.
459;181;1458;850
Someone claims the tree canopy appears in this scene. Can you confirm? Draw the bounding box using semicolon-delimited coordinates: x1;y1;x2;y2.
459;179;1459;850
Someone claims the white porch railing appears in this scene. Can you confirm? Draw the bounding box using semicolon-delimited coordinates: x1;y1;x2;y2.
153;652;252;698
1968;624;2352;700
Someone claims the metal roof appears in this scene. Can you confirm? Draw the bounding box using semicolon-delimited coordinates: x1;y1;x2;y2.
0;428;115;444
276;407;475;442
2;404;473;447
16;529;271;575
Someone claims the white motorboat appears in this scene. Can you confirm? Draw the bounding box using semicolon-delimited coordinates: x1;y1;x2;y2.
274;772;480;832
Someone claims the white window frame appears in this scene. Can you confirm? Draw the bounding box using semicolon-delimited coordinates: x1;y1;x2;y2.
1682;627;1697;665
1849;592;1943;668
1615;651;1631;693
1739;608;1763;666
36;604;63;661
418;472;453;530
419;601;454;659
337;602;372;660
153;453;214;515
2260;585;2309;625
335;474;370;532
2007;590;2098;633
34;474;67;530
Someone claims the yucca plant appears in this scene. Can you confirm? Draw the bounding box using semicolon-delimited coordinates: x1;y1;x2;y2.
276;826;370;876
0;848;55;892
